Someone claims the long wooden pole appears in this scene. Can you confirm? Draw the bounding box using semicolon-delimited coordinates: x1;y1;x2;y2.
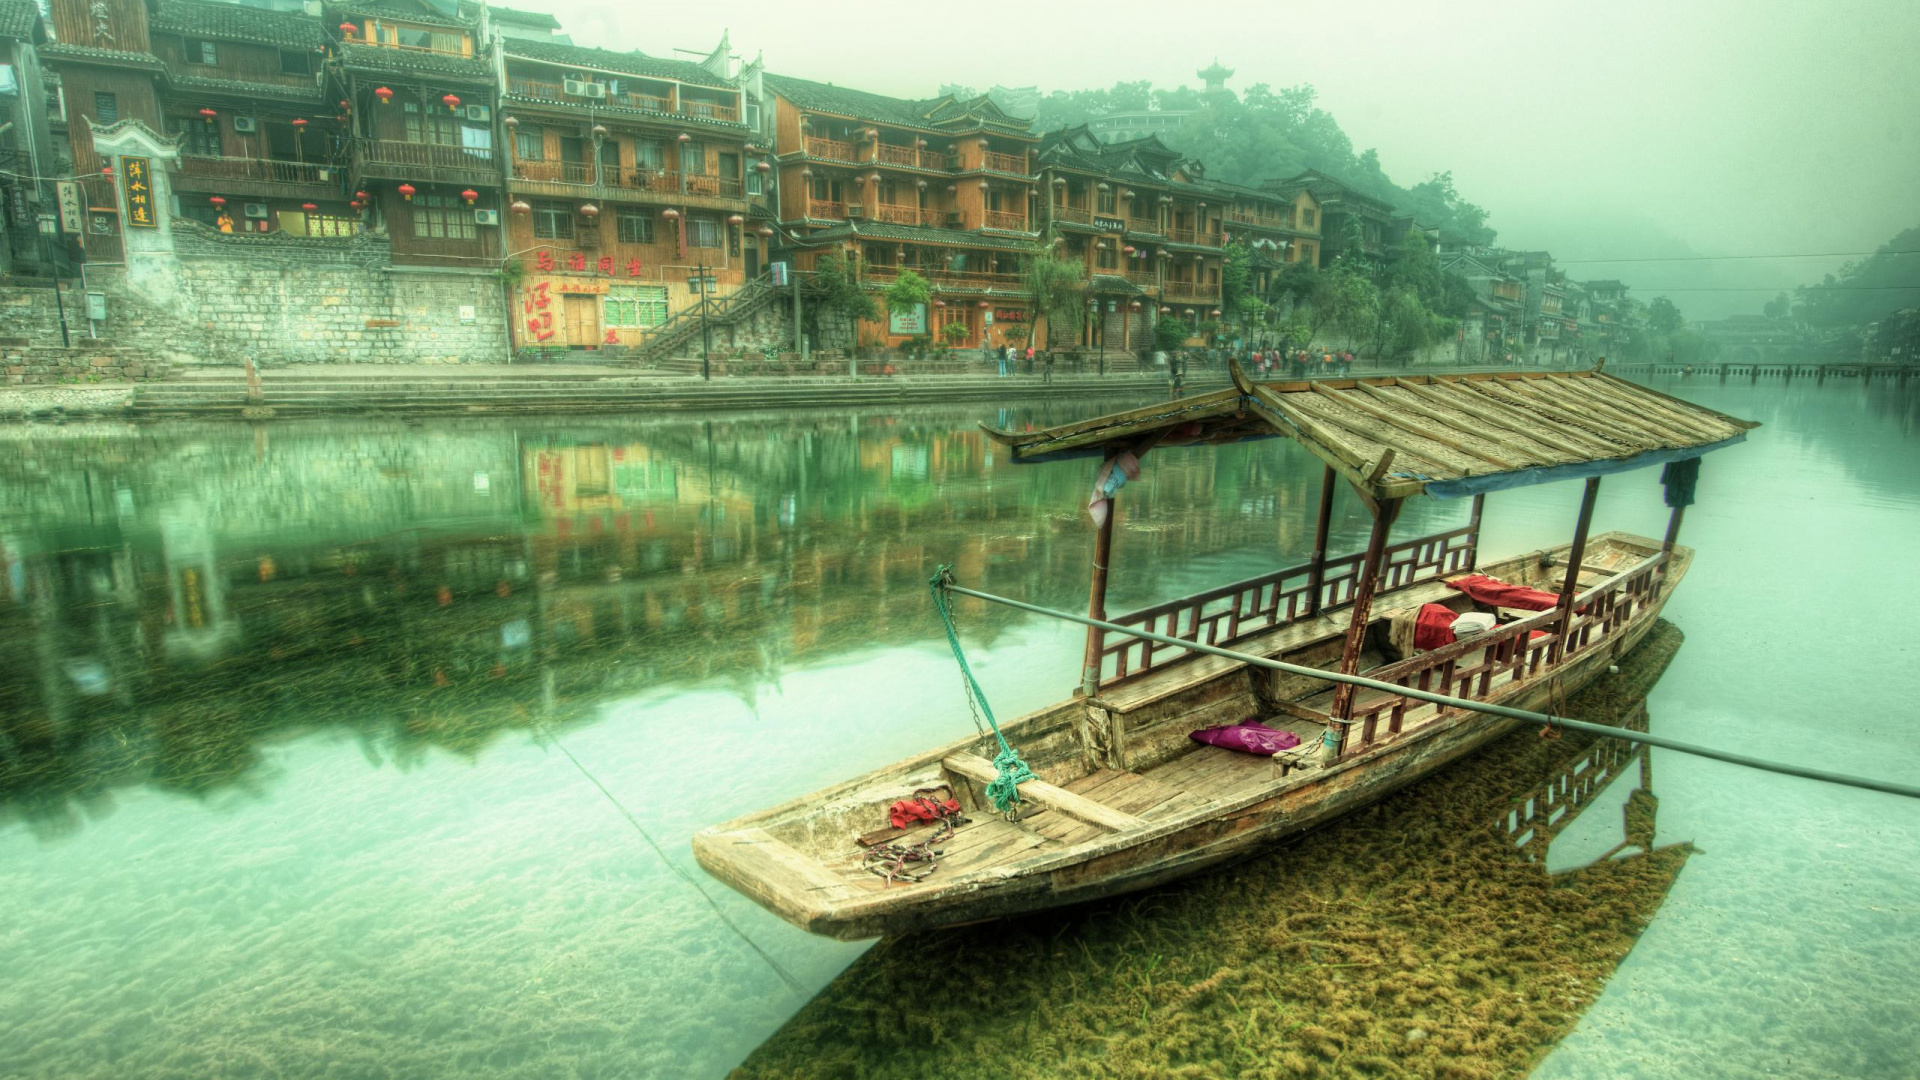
1330;496;1402;743
1549;477;1602;663
1657;502;1685;591
1080;493;1117;697
1303;464;1337;616
1466;492;1486;571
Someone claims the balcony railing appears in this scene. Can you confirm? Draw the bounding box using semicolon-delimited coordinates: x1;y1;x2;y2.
980;150;1026;173
918;150;951;171
1052;204;1092;225
682;173;744;199
874;144;916;167
1161;282;1221;303
1124;270;1158;287
805;137;857;162
862;266;1024;289
872;202;921;225
1126;216;1162;234
177;155;334;186
513;159;592;184
807;199;845;219
1227;210;1292;229
982;209;1027;231
603;167;680;193
508;78;671;113
1166;226;1225;247
679;100;739;123
358;139;497;173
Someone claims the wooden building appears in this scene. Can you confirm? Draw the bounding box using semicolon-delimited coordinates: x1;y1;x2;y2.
0;0;57;274
765;73;1039;351
1269;168;1395;267
325;0;503;268
498;38;761;350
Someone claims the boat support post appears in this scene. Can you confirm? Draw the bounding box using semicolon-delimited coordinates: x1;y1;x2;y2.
1466;493;1486;572
1080;487;1117;698
1330;495;1403;750
1303;464;1337;617
937;579;1920;802
1549;477;1602;664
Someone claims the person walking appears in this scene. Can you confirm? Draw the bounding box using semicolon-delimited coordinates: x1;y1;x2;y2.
1025;344;1035;374
1042;350;1055;384
997;343;1009;378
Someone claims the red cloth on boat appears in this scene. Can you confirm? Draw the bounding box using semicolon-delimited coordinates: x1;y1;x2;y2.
1446;573;1560;612
1189;721;1303;757
1414;604;1459;650
888;796;960;830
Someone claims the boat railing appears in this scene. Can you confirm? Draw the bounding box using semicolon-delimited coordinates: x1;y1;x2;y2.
1341;551;1666;753
1100;524;1478;684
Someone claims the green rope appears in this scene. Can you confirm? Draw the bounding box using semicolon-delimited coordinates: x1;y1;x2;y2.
930;565;1035;815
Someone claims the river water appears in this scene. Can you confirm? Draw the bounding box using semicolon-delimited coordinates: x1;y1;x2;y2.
0;374;1913;1079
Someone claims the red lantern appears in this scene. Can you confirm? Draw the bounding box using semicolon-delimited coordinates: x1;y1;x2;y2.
199;107;217;119
349;200;361;211
100;165;113;176
301;202;318;211
339;21;355;35
292;118;309;128
442;93;461;110
676;133;690;143
354;190;369;200
339;99;351;111
397;183;416;201
510;200;531;214
209;196;227;206
375;87;393;104
978;301;990;309
460;189;478;205
934;299;946;308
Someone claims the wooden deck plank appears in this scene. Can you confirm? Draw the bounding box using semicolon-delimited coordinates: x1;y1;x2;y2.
944;752;1146;832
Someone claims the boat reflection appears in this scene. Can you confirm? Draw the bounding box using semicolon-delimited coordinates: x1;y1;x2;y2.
1496;701;1685;875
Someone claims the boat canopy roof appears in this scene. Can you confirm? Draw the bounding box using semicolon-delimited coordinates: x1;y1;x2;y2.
984;364;1759;501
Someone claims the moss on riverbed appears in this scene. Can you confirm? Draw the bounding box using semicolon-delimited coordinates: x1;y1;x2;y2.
732;620;1690;1080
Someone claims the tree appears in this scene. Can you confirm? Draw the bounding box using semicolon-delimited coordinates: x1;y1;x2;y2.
1153;315;1189;352
1220;240;1268;331
1763;291;1791;320
1369;286;1442;363
1023;248;1087;350
1795;225;1920;328
1647;296;1685;336
882;268;932;354
1306;261;1378;344
807;250;876;353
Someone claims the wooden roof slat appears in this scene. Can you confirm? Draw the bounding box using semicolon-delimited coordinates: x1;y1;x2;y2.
1559;376;1727;444
1462;378;1651;451
1362;382;1573;465
1337;383;1524;470
1239;382;1406;507
1389;378;1613;460
1505;378;1686;449
1593;372;1761;435
1294;387;1482;477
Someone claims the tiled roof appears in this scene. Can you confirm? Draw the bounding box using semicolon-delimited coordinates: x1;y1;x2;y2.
796;220;1037;253
331;0;481;30
152;0;326;49
338;41;494;82
0;0;45;42
39;44;168;70
765;72;1032;136
503;39;732;90
168;70;327;103
1088;274;1143;295
487;5;560;28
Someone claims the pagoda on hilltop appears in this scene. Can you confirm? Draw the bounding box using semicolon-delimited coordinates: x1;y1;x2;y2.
1198;58;1234;93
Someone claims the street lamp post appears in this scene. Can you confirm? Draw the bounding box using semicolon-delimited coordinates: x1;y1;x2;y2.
36;214;71;348
691;261;714;380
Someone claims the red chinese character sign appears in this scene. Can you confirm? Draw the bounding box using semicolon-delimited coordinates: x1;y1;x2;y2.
529;250;647;280
536;251;555;272
120;156;156;229
523;282;554;342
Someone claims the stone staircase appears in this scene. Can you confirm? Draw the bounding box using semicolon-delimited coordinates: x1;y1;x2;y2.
629;275;780;367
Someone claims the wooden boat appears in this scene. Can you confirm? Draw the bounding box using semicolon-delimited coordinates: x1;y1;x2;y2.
694;364;1756;940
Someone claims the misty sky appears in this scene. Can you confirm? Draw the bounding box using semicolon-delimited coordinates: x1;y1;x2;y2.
542;0;1920;319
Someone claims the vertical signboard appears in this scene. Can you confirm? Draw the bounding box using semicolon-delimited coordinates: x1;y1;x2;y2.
56;181;84;233
120;156;156;229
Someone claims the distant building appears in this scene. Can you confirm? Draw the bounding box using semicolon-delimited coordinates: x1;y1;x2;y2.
939;83;1038;120
1085;109;1190;145
488;5;571;45
1197;58;1233;94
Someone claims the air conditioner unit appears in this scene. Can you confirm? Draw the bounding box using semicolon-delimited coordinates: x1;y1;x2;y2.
578;83;607;99
233;116;258;133
473;208;499;225
563;78;589;96
846;203;866;219
465;104;491;122
243;202;270;219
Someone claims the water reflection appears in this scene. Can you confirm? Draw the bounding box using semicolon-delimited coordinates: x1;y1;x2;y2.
1497;702;1678;874
0;401;1416;840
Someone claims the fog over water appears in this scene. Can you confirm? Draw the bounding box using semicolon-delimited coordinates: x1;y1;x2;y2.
536;0;1920;319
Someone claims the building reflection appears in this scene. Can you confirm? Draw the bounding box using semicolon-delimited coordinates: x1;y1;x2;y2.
0;407;1326;837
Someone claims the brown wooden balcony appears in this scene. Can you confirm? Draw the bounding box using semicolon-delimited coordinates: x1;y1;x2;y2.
392;231;502;268
1052;205;1092;225
918;150;951;171
682;174;743;199
354;139;498;187
513;159;593;184
508;77;671;113
982;209;1028;231
1161;282;1221;304
1126;216;1163;235
874;144;916;167
173;155;340;199
679;100;739;123
1124;270;1159;288
805;137;857;162
872;202;921;225
980;150;1026;174
1166;226;1224;248
807;199;845;219
1227;210;1293;230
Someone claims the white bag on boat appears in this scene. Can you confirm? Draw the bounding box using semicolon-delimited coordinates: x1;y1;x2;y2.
1451;611;1498;636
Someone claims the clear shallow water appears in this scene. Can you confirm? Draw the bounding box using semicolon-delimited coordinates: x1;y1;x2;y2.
0;374;1914;1079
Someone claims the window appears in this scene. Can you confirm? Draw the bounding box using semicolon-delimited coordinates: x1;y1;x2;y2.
412;193;477;241
1097;246;1117;270
1098;188;1116;214
744;101;761;128
688;214;720;248
633;138;664;171
616;209;654;244
515;128;545;161
171;116;221;157
403;102;461;146
747;167;763;196
1302;208;1316;229
718;152;739;179
679;139;705;176
532;200;573;240
94;91;118;123
186;39;218;65
279;50;311;75
605;285;669;328
281;209;357;237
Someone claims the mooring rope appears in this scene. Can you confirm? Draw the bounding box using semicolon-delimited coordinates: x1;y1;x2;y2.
938;579;1920;802
539;724;806;994
930;565;1037;815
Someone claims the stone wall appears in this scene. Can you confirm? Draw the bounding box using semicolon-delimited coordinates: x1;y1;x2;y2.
3;221;511;367
2;341;173;385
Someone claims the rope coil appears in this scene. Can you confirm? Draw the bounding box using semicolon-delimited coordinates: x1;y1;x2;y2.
930;565;1037;817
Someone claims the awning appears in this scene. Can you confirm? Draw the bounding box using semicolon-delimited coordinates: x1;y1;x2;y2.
982;361;1759;502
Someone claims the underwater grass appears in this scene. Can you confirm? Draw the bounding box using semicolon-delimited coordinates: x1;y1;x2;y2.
731;621;1693;1080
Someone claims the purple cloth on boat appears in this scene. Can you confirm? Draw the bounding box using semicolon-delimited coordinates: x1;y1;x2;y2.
1189;721;1302;756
